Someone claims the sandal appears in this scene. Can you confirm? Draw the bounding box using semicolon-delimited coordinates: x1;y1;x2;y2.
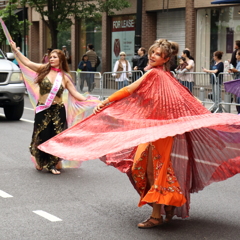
137;216;163;229
164;205;176;223
48;166;61;175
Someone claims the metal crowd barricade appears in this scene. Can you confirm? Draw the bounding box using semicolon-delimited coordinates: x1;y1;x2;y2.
175;72;217;111
69;71;78;86
75;71;102;99
218;72;238;113
101;70;143;100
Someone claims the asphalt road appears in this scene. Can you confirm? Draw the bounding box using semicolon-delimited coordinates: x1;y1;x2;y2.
0;96;240;240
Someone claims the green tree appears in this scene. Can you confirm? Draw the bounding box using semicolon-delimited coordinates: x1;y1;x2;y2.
24;0;131;49
0;0;31;49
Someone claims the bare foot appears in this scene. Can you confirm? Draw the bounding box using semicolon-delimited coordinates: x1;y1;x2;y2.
49;167;61;175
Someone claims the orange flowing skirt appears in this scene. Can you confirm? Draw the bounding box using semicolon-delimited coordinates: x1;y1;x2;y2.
132;137;187;207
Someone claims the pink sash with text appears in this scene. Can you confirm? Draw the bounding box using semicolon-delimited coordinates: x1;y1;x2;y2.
36;72;63;113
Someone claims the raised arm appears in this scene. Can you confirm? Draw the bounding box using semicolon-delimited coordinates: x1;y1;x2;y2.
10;40;42;72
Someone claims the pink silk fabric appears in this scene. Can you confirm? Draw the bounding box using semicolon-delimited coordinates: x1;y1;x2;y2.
39;68;240;217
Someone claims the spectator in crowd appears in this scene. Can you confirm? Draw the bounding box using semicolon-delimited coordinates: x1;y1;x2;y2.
176;57;188;72
185;48;195;61
95;54;101;71
181;49;195;92
175;56;188;83
78;54;92;92
134;47;148;75
229;49;240;113
203;51;224;113
132;50;140;69
132;49;140;82
41;48;52;64
113;51;132;89
86;43;97;91
230;40;240;68
62;45;70;64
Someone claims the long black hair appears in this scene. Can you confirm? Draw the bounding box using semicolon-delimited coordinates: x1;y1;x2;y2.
183;50;194;61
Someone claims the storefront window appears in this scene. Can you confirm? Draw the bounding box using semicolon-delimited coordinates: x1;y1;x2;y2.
78;18;102;71
196;6;240;72
58;29;71;54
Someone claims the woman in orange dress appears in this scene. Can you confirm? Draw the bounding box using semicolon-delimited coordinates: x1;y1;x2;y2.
39;39;240;228
94;40;185;228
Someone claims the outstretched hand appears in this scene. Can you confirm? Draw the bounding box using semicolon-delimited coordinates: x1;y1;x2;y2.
9;40;17;52
93;102;106;114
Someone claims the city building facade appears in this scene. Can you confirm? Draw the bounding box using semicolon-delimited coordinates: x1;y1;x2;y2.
19;1;240;72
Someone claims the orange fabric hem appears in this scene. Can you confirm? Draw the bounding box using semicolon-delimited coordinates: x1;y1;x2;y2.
139;188;187;207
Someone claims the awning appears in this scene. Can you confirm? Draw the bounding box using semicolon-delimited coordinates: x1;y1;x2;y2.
211;0;240;4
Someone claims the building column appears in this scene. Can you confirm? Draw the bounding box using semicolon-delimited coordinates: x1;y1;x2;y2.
135;0;142;53
185;0;195;58
71;17;78;71
141;0;157;51
101;12;111;73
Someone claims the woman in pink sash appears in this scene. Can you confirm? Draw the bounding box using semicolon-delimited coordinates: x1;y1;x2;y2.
10;41;87;174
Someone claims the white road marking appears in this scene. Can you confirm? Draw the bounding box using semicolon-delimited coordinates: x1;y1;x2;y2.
0;190;13;198
33;210;62;222
20;118;34;123
0;113;34;123
24;107;34;111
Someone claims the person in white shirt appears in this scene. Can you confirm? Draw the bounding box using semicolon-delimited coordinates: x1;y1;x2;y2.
181;50;195;92
113;51;132;89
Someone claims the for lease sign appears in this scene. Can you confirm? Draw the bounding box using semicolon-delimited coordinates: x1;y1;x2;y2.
111;15;136;69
